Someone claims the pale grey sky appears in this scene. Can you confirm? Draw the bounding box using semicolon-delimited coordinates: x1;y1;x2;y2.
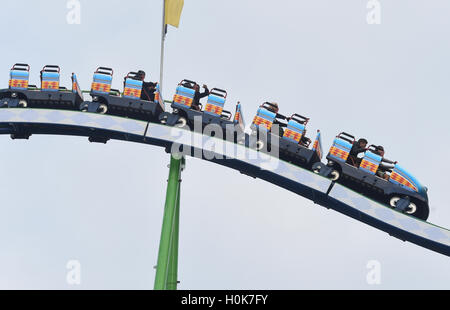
0;0;449;289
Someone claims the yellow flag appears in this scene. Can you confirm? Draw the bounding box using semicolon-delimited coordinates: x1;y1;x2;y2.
165;0;184;28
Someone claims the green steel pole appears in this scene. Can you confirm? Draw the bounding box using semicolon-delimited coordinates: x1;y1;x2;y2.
154;155;182;290
167;180;180;290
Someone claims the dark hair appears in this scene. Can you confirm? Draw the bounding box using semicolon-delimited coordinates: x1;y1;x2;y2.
136;70;146;80
376;145;384;151
358;138;368;144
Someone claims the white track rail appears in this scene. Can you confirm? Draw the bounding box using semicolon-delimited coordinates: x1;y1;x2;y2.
0;108;449;256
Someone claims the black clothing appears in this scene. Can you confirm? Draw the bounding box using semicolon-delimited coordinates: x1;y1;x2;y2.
192;86;209;110
273;119;287;128
378;158;395;172
376;156;396;179
272;113;287;137
141;81;156;102
349;143;366;158
381;157;396;165
274;113;288;124
300;136;312;147
347;143;366;166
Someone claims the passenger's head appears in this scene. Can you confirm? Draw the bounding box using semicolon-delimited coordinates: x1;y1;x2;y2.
194;84;200;91
376;145;385;156
136;70;146;81
358;138;368;148
267;102;279;114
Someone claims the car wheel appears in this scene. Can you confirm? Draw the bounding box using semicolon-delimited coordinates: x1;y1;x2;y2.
175;117;187;128
406;202;417;215
256;140;264;151
18;100;27;108
330;170;340;181
98;104;107;114
389;196;400;208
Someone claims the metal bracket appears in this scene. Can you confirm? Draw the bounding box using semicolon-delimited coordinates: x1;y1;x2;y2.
312;162;333;178
1;98;19;108
396;197;411;212
87;101;101;113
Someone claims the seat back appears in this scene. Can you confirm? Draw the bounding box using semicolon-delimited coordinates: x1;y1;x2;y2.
328;138;352;162
91;67;113;95
71;73;83;100
123;79;142;99
122;72;143;99
282;119;305;143
40;65;60;91
154;83;165;111
172;80;196;109
204;88;226;117
312;130;323;160
251;107;276;132
328;132;355;162
359;148;382;175
233;102;245;131
9;63;30;90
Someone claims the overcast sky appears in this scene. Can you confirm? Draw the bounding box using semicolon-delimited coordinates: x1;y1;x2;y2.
0;0;449;289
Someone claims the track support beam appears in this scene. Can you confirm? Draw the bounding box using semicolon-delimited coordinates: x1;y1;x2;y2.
154;155;184;290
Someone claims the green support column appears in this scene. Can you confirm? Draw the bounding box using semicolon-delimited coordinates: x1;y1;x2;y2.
154;155;183;290
167;180;180;290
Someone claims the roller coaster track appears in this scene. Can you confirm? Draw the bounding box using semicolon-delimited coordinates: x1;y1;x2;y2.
0;108;449;257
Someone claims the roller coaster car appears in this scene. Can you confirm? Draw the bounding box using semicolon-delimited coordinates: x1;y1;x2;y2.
0;64;84;110
159;80;246;141
312;132;429;220
278;115;323;168
250;102;283;149
249;103;323;168
81;68;164;122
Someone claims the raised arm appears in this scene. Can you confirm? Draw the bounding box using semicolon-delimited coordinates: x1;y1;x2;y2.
198;84;210;99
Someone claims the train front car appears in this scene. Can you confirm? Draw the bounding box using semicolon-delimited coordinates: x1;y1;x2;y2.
0;64;84;111
82;67;164;122
250;103;323;169
159;80;245;143
387;164;429;220
312;132;430;220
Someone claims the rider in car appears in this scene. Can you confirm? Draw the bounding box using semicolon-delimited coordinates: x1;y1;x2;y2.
374;145;397;180
300;134;312;147
191;83;209;111
347;138;368;167
265;102;288;137
135;70;156;102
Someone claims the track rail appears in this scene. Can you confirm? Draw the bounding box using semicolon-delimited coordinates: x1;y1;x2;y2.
0;108;449;257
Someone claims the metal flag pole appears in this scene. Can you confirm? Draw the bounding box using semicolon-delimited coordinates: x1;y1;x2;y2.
154;1;185;290
159;0;166;94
